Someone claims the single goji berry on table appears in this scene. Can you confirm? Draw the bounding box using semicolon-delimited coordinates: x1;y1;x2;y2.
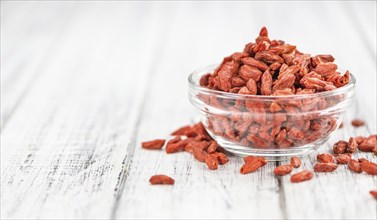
290;157;301;168
370;191;377;200
290;170;314;183
149;175;175;185
240;156;267;174
142;139;166;150
314;163;338;172
333;141;348;154
274;164;293;176
317;153;335;163
351;119;365;127
336;154;352;164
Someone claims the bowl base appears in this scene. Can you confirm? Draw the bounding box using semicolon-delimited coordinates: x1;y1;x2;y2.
207;131;327;161
224;145;318;161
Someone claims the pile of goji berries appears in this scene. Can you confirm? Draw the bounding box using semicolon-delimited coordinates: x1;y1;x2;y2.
143;27;376;199
142;122;229;173
200;26;349;94
143;122;376;177
196;26;351;150
144;121;376;199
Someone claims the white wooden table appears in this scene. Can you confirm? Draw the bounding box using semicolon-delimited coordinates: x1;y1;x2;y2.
1;1;376;219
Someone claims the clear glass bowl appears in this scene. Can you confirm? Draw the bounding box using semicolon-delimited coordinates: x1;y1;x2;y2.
188;64;356;160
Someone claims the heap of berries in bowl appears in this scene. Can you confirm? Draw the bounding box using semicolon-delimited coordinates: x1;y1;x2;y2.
189;27;355;158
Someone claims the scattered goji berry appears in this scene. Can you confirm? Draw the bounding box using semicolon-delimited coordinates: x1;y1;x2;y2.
290;157;301;168
351;119;365;127
333;141;348;154
370;191;377;200
314;163;338;172
274;164;293;176
149;175;175;185
317;153;335;163
348;159;362;173
142;139;166;150
290;170;314;183
336;154;352;164
240;156;267;174
360;161;377;175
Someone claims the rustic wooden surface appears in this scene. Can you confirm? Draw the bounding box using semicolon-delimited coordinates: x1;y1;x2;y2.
1;1;376;219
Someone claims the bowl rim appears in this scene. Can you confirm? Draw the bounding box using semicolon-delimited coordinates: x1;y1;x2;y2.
188;64;356;100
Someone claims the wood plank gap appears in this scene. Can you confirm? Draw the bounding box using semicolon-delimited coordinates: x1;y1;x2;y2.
276;160;288;220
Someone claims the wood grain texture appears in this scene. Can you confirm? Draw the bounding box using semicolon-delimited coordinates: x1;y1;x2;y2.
1;1;376;219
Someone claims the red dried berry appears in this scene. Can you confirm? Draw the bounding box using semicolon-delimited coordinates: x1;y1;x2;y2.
290;157;301;168
348;159;362;173
317;153;335;163
336;154;352;164
370;191;377;200
351;119;365;127
314;163;338;172
360;161;377;175
274;164;293;176
149;175;175;185
205;154;219;170
333;141;348;154
142;139;166;150
290;170;314;183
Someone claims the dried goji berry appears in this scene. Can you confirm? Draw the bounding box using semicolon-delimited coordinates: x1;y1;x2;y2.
239;65;262;82
355;136;365;144
142;139;166;150
290;170;314;183
193;148;208;162
205;154;219;170
348;137;358;153
274;164;293;176
290;157;301;168
241;57;269;71
358;135;376;152
149;175;175;185
211;152;230;165
348;159;362;173
171;125;192;136
314;163;338;172
240;156;267;174
333;141;348;154
351;119;365;127
166;138;191;153
317;153;335;163
206;141;218;154
360;161;377;175
336;154;352;164
370;191;377;200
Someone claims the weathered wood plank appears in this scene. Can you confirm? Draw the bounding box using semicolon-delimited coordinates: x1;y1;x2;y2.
1;2;174;219
114;2;283;219
1;2;79;129
279;1;377;219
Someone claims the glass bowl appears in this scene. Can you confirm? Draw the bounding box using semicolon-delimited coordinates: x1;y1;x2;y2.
188;64;356;160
